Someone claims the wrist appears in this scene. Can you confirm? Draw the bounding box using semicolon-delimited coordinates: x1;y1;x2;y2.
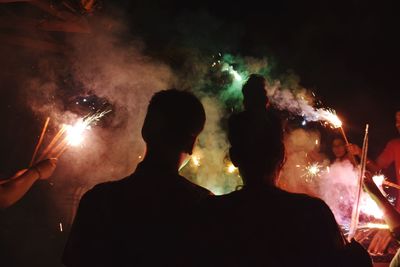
30;167;41;180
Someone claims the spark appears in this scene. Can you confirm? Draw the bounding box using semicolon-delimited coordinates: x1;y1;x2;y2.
302;162;322;178
59;222;63;232
372;174;385;187
65;120;86;146
316;109;342;128
65;109;112;147
221;64;243;81
227;162;237;174
191;155;201;167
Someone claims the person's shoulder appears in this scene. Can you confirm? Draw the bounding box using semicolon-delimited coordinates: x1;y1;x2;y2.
272;187;331;211
177;175;213;197
82;176;133;202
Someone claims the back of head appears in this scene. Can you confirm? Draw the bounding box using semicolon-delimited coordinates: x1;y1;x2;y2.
228;111;285;186
142;89;205;152
242;74;269;111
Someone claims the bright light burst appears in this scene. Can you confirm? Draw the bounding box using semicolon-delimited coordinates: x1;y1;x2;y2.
191;155;201;167
302;162;322;178
316;109;342;128
65;109;111;147
359;194;383;219
65;120;87;146
221;64;243;81
372;174;385;188
227;162;237;174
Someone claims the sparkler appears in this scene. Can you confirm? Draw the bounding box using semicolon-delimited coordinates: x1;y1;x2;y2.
348;124;369;241
303;162;322;178
317;109;358;165
226;162;237;174
38;108;111;160
30;117;50;166
39;125;67;161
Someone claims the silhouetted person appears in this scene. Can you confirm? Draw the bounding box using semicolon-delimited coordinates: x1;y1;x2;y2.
184;75;371;267
63;89;212;267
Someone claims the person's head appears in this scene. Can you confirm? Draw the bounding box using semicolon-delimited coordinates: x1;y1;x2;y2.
228;113;285;187
396;110;400;133
142;89;205;157
332;137;347;159
242;74;269;111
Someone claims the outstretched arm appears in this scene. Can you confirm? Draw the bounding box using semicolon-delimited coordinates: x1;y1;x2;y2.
0;158;57;209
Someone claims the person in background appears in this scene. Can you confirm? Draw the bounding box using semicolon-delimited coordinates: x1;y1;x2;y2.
0;158;57;209
183;74;372;267
349;110;400;207
332;136;353;164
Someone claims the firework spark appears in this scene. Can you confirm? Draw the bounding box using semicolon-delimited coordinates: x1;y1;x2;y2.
191;155;201;167
316;109;342;128
302;162;323;178
64;109;111;147
227;162;237;174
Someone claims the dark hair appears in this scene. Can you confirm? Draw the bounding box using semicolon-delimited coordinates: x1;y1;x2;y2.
228;111;285;185
142;89;205;149
242;74;269;111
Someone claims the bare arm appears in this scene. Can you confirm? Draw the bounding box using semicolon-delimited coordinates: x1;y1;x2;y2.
363;172;400;233
0;159;57;209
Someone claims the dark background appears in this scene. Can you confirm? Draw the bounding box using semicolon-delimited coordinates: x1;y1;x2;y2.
112;0;399;156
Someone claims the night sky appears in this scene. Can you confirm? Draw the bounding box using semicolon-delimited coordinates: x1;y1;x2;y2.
112;0;399;154
1;0;399;166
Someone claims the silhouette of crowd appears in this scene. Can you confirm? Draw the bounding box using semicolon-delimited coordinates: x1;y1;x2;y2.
60;74;374;266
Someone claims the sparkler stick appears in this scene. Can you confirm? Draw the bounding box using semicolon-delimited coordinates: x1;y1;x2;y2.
382;180;400;190
39;125;67;160
54;145;69;159
348;124;369;241
49;139;68;157
339;126;358;166
30;117;50;166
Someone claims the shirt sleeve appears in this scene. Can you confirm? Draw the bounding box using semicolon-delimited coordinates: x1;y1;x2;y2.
377;140;396;169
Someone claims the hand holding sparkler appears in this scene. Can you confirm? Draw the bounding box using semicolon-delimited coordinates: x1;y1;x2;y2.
31;158;57;180
0;158;57;209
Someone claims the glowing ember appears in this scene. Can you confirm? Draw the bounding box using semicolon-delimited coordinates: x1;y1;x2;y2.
191;155;201;167
65;120;87;146
222;64;243;81
227;162;237;174
65;109;111;147
372;174;385;188
302;162;322;178
317;109;342;128
359;193;384;219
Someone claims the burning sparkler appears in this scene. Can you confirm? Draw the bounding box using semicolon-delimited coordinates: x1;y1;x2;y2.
36;108;111;160
191;155;201;167
348;124;369;241
226;162;237;174
303;162;322;178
